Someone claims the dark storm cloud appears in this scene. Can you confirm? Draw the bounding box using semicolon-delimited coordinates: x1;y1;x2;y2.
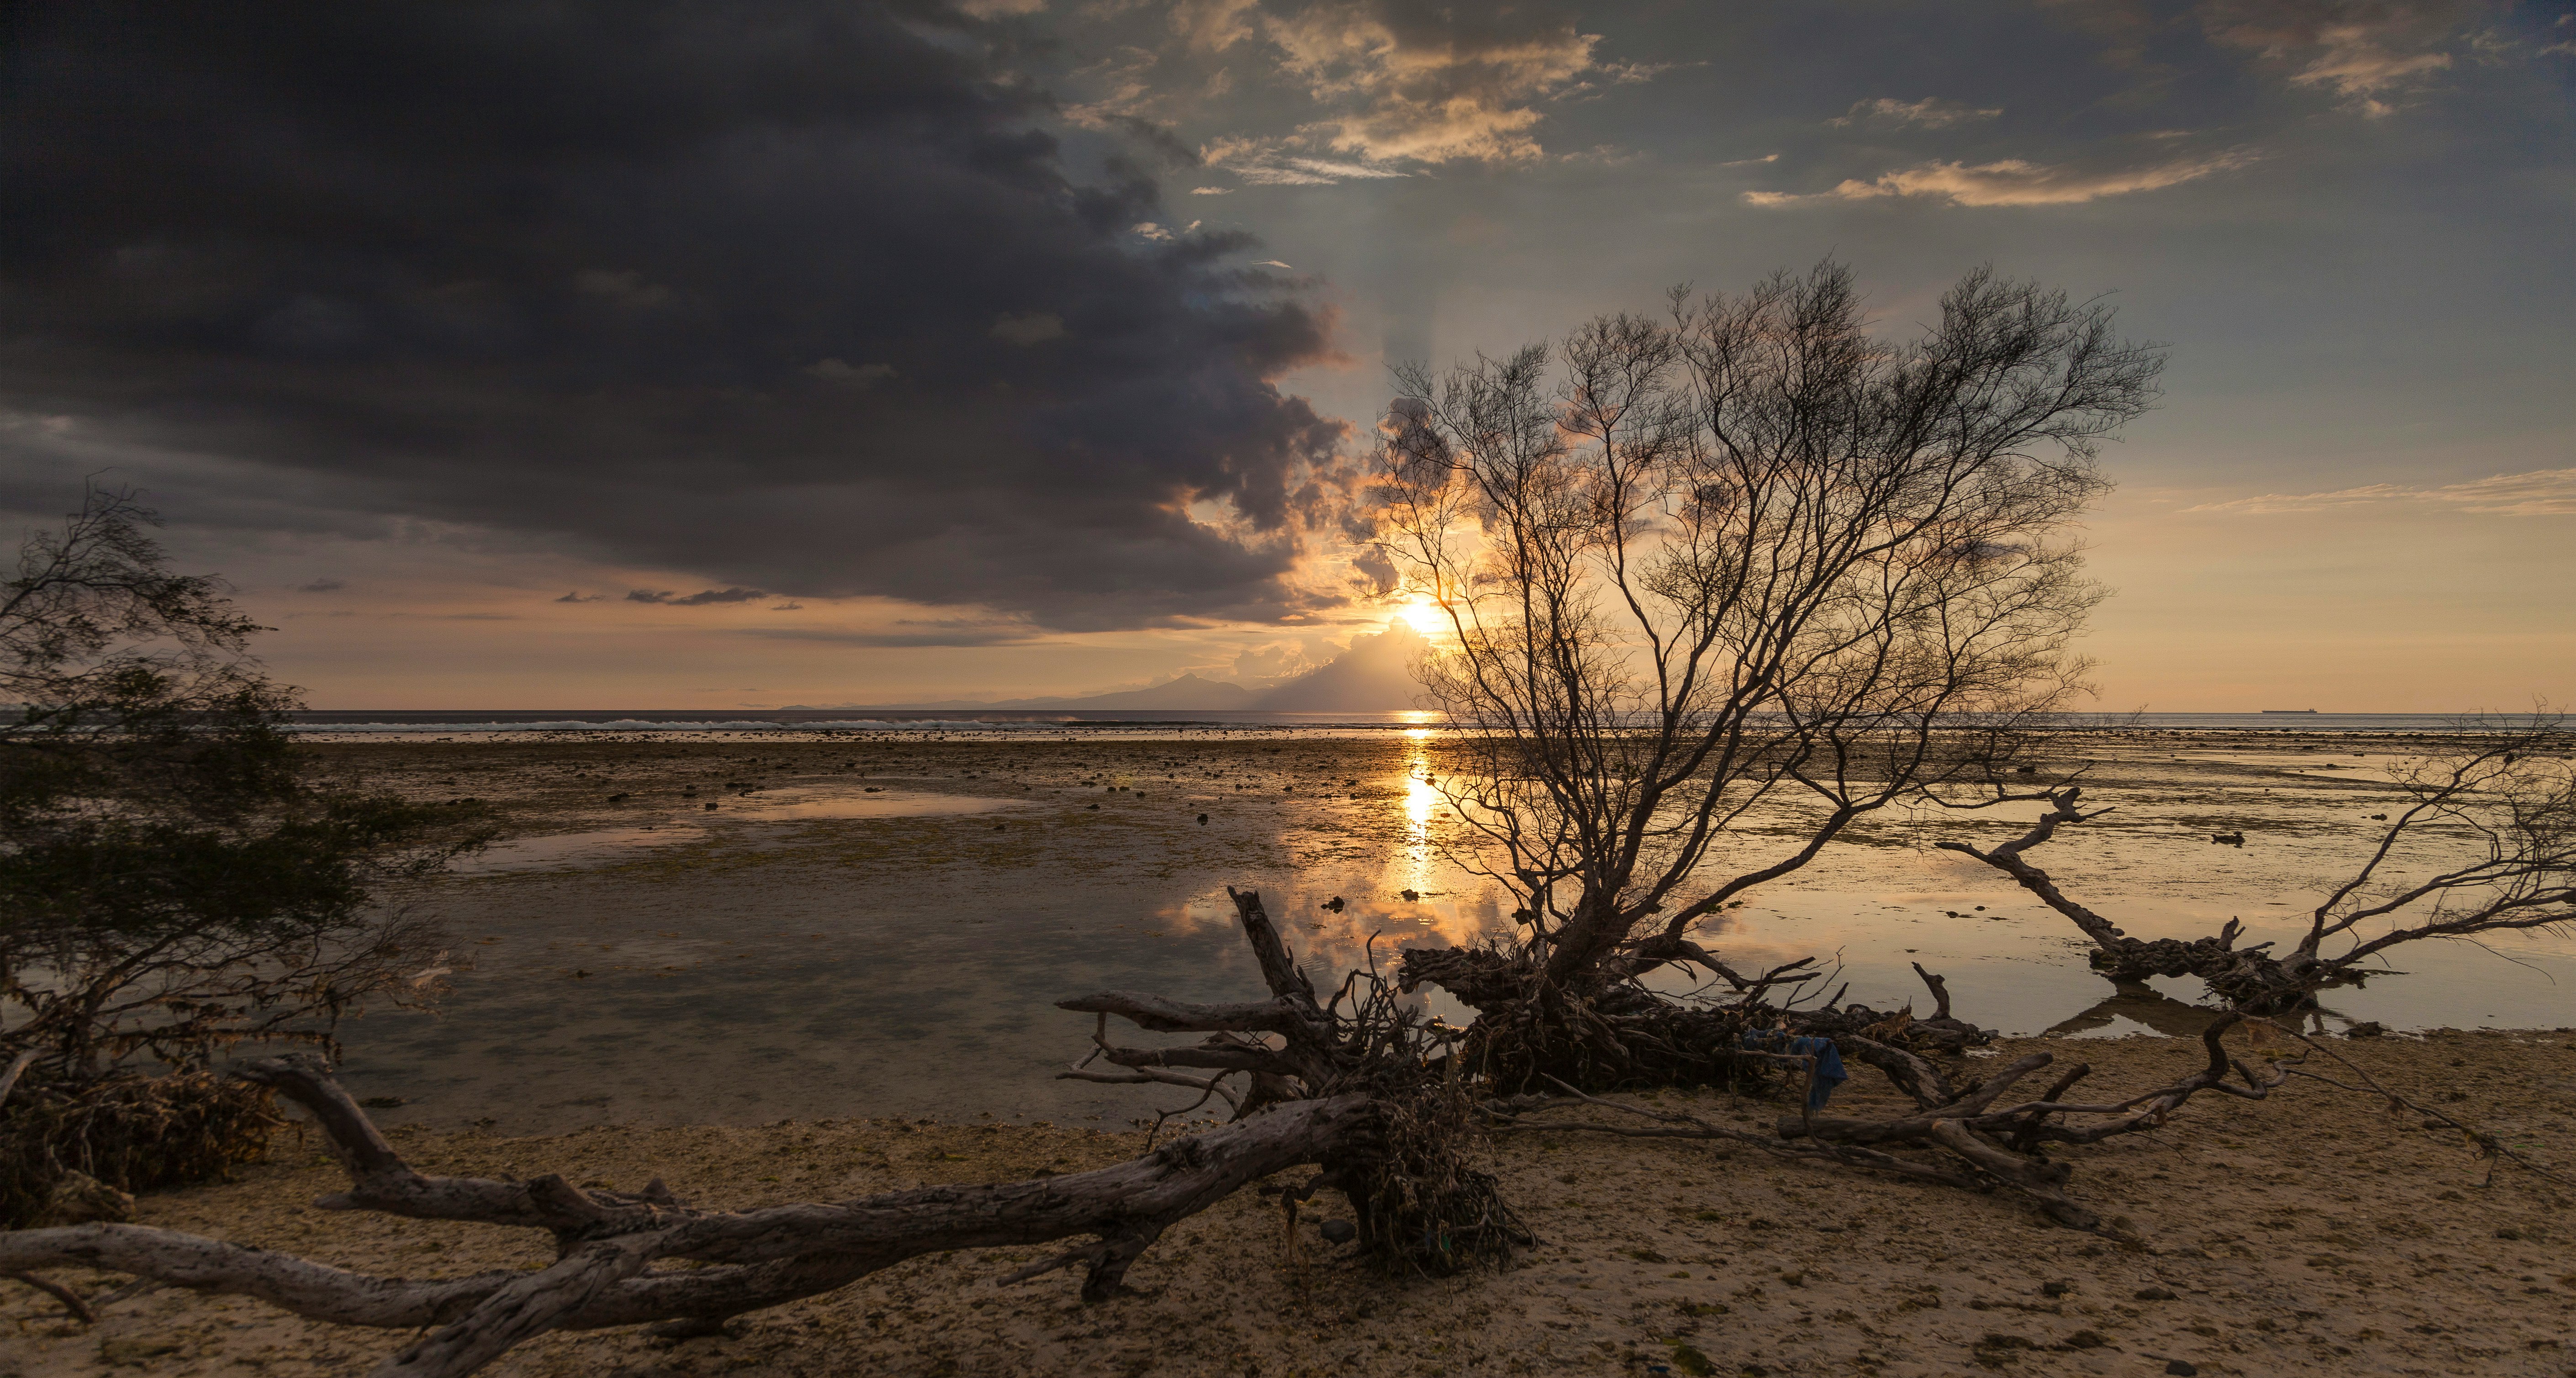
743;622;1046;648
0;1;1346;630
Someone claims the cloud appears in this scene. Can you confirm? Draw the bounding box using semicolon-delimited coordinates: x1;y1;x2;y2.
1827;96;2003;129
989;312;1069;344
2202;0;2475;115
1253;1;1600;164
1721;153;1780;167
742;619;1045;648
1188;185;1235;194
804;359;896;388
555;591;608;603
1201;137;1411;185
1599;59;1687;85
573;269;673;308
1170;0;1262;52
625;587;771;606
1748;151;2256;207
1253;260;1292;269
295;577;346;593
0;4;1346;633
2181;467;2576;516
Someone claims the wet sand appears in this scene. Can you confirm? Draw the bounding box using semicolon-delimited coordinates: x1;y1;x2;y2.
8;1029;2571;1377
291;729;2576;1134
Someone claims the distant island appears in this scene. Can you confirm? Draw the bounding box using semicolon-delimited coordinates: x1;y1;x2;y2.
2260;708;2321;714
802;619;1430;714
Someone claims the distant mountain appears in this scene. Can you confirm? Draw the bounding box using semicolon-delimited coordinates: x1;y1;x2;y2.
1250;620;1427;712
830;618;1431;713
1041;673;1256;710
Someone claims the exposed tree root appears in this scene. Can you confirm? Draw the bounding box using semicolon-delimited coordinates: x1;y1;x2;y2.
1399;940;1991;1098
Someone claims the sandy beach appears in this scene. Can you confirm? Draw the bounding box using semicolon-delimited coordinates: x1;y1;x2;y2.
6;1027;2570;1377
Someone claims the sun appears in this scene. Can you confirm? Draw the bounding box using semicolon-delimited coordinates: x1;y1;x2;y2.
1394;595;1449;637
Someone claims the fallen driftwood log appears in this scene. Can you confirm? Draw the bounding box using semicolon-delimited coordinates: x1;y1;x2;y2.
0;891;1421;1378
2;1058;1379;1377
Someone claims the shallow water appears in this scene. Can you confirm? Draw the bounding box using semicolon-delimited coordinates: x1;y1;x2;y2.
322;730;2576;1132
451;791;1033;873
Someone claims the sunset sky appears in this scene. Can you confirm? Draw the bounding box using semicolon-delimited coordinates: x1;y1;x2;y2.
4;1;2569;711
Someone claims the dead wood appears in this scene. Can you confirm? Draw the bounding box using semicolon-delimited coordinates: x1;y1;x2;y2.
0;888;1431;1378
1064;889;1526;1270
1941;725;2575;1013
1493;1013;2305;1232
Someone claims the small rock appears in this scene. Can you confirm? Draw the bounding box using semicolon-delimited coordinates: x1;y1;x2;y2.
2344;1021;2385;1038
2134;1286;2178;1301
703;802;718;811
1197;813;1209;824
2165;1362;2198;1376
360;1095;407;1109
1319;1219;1356;1244
1399;888;1420;901
2040;1281;2071;1298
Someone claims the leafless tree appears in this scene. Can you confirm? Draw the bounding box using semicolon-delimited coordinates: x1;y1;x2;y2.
1373;260;2163;1056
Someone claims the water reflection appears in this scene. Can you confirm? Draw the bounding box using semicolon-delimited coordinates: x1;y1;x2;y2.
336;734;2576;1133
2043;982;2229;1039
1401;728;1441;909
452;791;1031;873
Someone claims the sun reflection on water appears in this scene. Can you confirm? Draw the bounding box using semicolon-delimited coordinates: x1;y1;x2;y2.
1402;728;1440;907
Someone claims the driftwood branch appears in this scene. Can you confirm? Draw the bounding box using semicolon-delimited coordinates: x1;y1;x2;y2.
0;890;1403;1378
1486;1013;2319;1235
0;1066;1379;1378
0;1048;39;1108
5;1267;96;1323
1941;727;2576;1011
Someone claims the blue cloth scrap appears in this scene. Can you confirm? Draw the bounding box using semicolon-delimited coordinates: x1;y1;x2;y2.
1737;1031;1849;1111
